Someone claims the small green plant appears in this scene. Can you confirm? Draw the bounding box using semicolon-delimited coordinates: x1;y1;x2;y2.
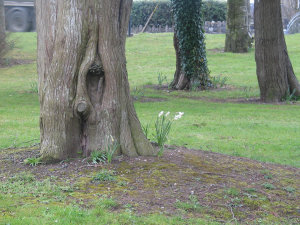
9;172;35;183
97;195;119;210
283;88;299;102
157;72;167;86
91;150;107;164
153;111;184;157
244;188;257;193
261;170;273;179
242;86;253;98
142;122;150;139
211;75;228;88
283;186;295;193
92;136;119;164
262;183;275;190
93;169;116;182
117;181;128;187
155;111;172;157
228;197;243;208
132;86;145;100
104;136;119;164
226;188;240;197
175;194;202;212
29;81;38;94
24;157;41;166
190;79;201;91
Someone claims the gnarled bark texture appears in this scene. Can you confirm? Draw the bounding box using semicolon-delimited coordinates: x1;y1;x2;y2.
225;0;251;53
255;0;300;102
36;0;156;162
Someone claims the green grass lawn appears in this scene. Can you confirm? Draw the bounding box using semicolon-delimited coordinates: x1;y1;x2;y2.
1;32;299;167
0;32;300;224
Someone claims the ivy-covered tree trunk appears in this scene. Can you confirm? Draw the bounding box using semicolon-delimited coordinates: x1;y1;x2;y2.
36;0;156;162
0;0;6;62
225;0;251;53
170;0;210;90
255;0;300;102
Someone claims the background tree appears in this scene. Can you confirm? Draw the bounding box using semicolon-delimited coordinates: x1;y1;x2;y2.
36;0;156;162
255;0;300;102
170;0;210;90
0;0;6;63
225;0;251;53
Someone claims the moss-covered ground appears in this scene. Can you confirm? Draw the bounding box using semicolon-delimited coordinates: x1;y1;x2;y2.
0;146;299;224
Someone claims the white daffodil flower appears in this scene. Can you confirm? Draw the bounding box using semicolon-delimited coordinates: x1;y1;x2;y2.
158;111;164;117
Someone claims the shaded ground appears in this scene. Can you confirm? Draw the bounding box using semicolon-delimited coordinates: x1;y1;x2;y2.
145;85;300;105
0;145;299;224
0;58;34;68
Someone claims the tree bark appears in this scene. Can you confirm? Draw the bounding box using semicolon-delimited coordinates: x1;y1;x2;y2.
0;0;6;62
170;0;209;90
170;32;189;90
225;0;251;53
36;0;156;162
255;0;300;102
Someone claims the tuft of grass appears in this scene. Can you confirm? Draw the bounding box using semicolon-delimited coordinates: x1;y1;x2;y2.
91;150;107;164
226;187;240;197
175;195;203;212
93;169;116;182
29;81;38;93
210;75;228;88
24;157;41;166
132;86;145;100
142;122;150;140
283;186;296;193
261;170;273;179
262;183;276;190
97;196;120;210
157;72;168;86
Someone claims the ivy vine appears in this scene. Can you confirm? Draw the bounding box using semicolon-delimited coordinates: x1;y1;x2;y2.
171;0;210;88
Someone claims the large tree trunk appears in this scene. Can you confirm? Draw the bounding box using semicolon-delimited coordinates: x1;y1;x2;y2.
170;0;209;90
254;0;300;102
0;0;6;62
36;0;156;162
225;0;251;53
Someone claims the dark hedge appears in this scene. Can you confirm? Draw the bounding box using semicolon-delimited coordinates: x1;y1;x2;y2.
130;0;227;27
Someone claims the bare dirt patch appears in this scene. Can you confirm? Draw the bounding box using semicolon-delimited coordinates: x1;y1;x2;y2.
0;58;34;68
207;48;224;53
0;145;299;223
132;96;167;103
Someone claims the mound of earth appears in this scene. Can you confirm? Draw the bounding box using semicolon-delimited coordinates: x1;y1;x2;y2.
0;145;299;223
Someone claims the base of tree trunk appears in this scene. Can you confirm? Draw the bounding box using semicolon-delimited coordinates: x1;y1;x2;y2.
254;0;300;102
37;0;157;162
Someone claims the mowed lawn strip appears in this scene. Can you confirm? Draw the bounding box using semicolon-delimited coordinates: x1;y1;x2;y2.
0;33;299;167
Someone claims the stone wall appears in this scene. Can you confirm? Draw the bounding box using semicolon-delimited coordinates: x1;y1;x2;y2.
130;21;227;34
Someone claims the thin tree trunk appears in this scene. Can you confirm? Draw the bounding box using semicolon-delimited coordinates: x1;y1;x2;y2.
170;32;189;90
36;0;156;162
0;0;6;62
255;0;300;102
225;0;251;53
